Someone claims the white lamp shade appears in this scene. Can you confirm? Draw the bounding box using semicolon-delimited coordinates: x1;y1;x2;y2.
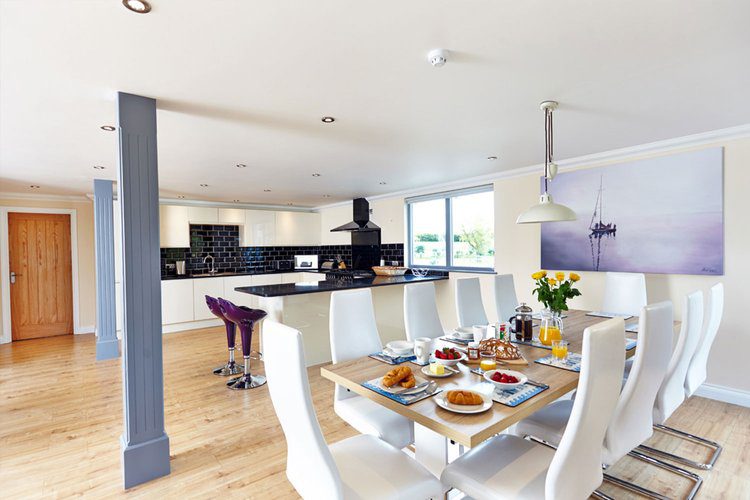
516;193;577;224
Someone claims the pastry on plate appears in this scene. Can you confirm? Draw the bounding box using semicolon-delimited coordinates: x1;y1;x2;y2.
446;390;484;406
382;366;413;387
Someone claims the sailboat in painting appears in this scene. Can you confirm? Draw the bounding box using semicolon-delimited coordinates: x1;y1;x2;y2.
589;176;617;235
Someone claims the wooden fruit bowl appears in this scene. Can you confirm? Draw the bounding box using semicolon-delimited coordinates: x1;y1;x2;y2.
372;266;408;276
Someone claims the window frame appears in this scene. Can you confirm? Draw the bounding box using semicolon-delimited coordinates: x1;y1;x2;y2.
406;184;494;272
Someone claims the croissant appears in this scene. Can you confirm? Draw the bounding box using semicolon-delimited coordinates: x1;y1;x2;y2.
382;366;412;387
446;390;484;406
400;373;416;388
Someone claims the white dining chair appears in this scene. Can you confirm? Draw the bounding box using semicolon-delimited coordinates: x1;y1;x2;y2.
455;277;488;327
404;282;448;342
635;290;721;470
494;273;519;324
601;272;647;317
685;283;724;396
330;289;414;449
440;317;625;500
514;301;703;499
263;321;444;500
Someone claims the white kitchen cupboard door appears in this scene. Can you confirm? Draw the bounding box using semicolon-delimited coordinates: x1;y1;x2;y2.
275;211;321;246
161;279;194;325
245;210;276;246
223;275;259;308
187;206;219;224
193;277;225;320
159;205;190;247
219;208;248;245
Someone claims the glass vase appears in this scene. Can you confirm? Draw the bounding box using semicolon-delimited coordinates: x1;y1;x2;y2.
539;309;564;346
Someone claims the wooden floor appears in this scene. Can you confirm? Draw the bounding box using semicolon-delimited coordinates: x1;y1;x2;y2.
1;328;748;499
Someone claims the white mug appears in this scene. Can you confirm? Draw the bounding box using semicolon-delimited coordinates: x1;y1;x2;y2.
414;337;433;364
473;324;490;342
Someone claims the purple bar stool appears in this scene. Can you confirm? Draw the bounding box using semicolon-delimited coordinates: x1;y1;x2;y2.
205;296;244;376
218;298;268;390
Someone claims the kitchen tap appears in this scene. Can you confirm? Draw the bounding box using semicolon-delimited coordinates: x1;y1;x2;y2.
203;254;216;274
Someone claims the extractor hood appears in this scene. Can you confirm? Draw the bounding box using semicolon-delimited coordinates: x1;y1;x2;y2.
330;198;381;232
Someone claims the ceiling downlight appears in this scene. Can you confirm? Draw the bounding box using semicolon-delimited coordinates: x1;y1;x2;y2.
122;0;151;14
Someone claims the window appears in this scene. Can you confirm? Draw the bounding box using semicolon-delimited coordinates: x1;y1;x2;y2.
407;185;494;271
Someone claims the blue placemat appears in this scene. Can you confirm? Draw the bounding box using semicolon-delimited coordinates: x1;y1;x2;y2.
368;352;416;365
625;338;637;350
586;311;634;320
491;382;549;407
440;336;472;346
512;339;552;350
625;322;639;333
410;358;430;367
535;353;583;372
362;379;442;405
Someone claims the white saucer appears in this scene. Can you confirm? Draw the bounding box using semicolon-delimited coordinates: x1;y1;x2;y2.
435;390;493;414
421;365;454;378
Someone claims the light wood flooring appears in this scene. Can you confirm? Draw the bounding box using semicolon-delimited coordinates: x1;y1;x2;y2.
1;327;748;499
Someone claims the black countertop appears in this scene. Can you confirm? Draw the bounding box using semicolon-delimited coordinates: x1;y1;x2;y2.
234;274;449;297
161;269;321;281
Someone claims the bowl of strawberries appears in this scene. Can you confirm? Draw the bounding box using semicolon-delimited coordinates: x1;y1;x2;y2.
483;369;527;390
432;347;466;366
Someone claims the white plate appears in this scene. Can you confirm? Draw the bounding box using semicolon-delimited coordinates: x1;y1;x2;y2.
376;375;429;394
385;340;414;356
453;327;475;339
435;390;493;414
421;365;454;378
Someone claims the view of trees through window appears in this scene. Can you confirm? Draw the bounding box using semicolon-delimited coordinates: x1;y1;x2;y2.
409;188;494;270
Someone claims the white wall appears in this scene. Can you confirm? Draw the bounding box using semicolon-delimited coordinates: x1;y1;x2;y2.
316;135;750;399
319;197;405;245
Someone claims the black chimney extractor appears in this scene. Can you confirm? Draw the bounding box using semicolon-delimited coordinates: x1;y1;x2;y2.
330;198;381;232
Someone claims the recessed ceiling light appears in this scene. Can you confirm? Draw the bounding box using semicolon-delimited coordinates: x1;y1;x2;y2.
200;183;209;187
233;199;240;203
312;173;321;177
323;195;331;198
263;189;271;192
379;181;387;185
93;165;106;170
30;185;40;189
236;163;246;168
101;125;115;131
321;116;335;123
177;195;185;199
122;0;151;14
487;156;498;161
286;202;294;206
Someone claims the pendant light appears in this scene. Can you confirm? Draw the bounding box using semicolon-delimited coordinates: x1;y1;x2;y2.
516;101;577;224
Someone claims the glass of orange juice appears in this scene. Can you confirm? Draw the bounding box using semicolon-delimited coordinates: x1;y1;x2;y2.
480;351;497;371
552;340;569;361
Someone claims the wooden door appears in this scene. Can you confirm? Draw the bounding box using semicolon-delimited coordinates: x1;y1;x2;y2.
9;213;73;340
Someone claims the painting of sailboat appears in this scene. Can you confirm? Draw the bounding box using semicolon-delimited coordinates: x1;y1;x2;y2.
541;147;724;275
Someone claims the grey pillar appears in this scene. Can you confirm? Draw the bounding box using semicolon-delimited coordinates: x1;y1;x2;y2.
94;179;119;360
116;92;170;488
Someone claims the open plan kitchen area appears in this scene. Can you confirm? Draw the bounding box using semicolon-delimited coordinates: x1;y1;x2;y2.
2;1;750;499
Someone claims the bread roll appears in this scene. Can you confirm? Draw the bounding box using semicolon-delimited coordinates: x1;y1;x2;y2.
446;390;483;405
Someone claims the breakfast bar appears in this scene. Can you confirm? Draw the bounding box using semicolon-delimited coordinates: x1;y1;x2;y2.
235;273;448;365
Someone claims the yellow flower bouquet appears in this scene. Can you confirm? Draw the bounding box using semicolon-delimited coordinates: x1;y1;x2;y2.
531;271;581;312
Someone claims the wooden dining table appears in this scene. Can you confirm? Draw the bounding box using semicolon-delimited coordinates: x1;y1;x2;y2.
320;310;650;475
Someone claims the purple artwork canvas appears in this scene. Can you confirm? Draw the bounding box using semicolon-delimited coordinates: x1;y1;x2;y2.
541;147;724;275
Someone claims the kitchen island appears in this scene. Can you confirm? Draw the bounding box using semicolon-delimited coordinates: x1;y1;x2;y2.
236;274;448;365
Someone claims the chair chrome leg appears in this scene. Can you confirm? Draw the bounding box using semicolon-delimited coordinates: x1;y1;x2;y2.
628;449;703;500
591;490;616;500
636;424;722;470
524;435;558;450
602;472;671;500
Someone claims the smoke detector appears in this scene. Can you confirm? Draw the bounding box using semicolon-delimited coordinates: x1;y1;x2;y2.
427;49;448;67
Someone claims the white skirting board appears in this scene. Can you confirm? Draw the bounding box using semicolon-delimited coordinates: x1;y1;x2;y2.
695;383;750;408
162;318;222;334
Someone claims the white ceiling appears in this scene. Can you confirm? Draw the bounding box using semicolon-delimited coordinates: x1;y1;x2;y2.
1;0;749;207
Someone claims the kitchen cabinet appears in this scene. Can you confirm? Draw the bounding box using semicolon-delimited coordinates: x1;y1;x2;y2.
275;211;321;246
245;210;276;246
192;277;225;320
219;208;248;245
161;279;194;324
223;275;259;308
159;205;190;248
187;206;219;224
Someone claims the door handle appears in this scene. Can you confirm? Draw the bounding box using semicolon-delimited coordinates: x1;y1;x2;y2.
10;271;21;284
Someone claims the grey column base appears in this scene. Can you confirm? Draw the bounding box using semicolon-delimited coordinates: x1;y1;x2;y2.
96;339;120;361
121;433;171;489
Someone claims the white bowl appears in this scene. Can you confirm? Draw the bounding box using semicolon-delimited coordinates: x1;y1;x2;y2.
385;340;414;356
453;327;474;339
432;349;467;367
483;369;527;391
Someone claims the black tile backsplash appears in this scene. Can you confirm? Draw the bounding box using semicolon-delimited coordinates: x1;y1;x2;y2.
159;224;404;277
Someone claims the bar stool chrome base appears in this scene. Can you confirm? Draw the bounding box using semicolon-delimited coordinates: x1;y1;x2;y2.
213;362;244;376
227;373;267;390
